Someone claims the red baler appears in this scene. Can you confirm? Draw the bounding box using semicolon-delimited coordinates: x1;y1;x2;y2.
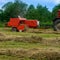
7;17;39;32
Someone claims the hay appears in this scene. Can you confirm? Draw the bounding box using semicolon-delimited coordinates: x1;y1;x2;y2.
31;51;60;60
27;29;60;34
14;36;42;43
0;48;60;60
0;32;5;37
0;32;59;47
0;35;60;46
0;35;43;43
43;37;60;46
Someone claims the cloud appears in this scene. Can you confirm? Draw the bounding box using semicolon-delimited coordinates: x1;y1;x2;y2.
32;0;60;4
0;0;14;9
0;0;14;3
51;0;60;4
43;0;60;4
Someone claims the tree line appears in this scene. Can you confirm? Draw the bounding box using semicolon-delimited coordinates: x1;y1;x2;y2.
0;0;60;27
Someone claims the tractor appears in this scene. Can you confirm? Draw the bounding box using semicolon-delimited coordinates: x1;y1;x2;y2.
53;10;60;31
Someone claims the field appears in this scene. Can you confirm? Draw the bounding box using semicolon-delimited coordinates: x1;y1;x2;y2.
0;28;60;60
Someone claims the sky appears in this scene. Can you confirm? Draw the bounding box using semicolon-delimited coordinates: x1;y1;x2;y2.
0;0;60;11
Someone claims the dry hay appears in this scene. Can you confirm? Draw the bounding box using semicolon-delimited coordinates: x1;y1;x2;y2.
0;48;27;58
43;37;60;46
27;29;60;34
31;51;60;60
0;48;60;60
0;35;60;46
14;36;42;43
0;35;43;43
0;32;6;37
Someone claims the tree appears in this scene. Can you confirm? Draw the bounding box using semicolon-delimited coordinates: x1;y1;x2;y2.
36;4;52;27
0;9;4;22
2;2;13;22
25;5;36;19
36;5;52;22
36;4;43;21
2;0;27;22
52;4;60;20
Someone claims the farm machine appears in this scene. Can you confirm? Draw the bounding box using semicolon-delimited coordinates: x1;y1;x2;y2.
6;10;60;32
53;10;60;31
7;16;39;32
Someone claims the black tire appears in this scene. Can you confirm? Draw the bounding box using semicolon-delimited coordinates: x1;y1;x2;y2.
53;19;60;31
12;27;17;32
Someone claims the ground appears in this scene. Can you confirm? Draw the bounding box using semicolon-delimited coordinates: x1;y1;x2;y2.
0;27;60;60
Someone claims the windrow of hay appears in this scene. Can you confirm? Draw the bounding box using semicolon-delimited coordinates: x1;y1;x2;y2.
27;29;60;34
31;51;60;60
0;32;6;37
0;48;60;60
43;37;60;46
0;35;43;43
0;35;60;46
31;31;60;34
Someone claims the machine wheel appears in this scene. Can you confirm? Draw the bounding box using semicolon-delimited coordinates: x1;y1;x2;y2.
12;27;17;32
53;19;60;31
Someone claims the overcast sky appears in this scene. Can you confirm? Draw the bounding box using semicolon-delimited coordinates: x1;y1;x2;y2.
0;0;60;11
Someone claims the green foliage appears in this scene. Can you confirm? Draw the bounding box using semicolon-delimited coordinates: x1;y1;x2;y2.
25;5;36;19
40;22;53;28
0;22;5;27
36;5;52;22
0;9;4;22
2;0;27;22
25;4;52;27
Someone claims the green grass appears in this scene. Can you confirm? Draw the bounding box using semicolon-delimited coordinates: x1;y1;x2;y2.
0;41;59;49
0;41;50;48
4;32;60;37
0;27;60;38
0;55;33;60
0;55;20;60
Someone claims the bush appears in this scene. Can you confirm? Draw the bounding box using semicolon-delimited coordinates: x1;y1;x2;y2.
40;21;53;28
0;22;5;27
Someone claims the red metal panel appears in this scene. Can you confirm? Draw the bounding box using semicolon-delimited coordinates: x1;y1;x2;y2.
57;10;60;18
8;18;20;27
17;24;25;31
25;20;37;28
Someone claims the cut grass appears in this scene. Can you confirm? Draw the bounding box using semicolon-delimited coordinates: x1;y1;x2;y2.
0;55;32;60
0;28;60;60
0;41;51;48
0;41;60;49
2;30;60;37
0;28;60;38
